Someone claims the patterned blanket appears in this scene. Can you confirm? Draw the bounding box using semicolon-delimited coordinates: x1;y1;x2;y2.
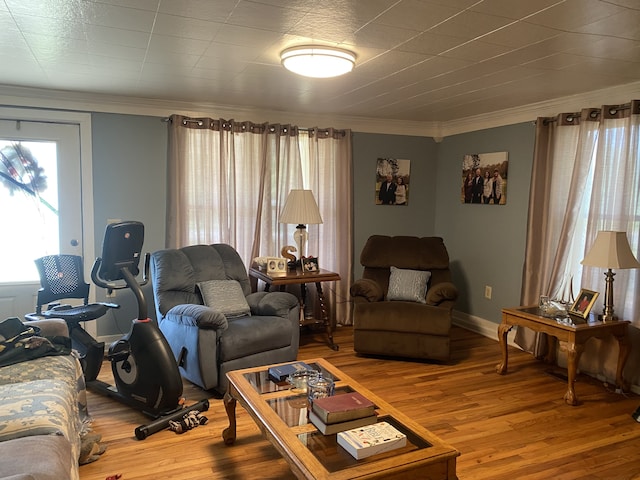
0;354;88;480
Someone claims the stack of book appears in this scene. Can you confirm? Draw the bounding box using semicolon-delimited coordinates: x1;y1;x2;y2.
308;392;377;435
337;421;407;459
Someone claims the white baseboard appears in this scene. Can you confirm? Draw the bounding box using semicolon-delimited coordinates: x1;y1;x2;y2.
452;310;640;396
452;310;520;349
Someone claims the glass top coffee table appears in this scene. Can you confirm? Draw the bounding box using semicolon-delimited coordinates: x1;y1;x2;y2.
223;358;459;479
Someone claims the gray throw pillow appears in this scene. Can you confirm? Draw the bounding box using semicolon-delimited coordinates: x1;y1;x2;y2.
197;280;251;318
386;266;431;303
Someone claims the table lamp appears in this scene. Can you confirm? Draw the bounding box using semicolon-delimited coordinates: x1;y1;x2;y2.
279;189;323;261
580;231;640;321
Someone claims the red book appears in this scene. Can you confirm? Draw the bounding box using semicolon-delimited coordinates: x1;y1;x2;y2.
312;392;376;424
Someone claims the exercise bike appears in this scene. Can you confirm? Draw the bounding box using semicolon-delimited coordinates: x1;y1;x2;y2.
30;221;208;439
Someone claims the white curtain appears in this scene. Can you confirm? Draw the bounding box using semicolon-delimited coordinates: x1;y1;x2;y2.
166;115;354;325
518;100;640;385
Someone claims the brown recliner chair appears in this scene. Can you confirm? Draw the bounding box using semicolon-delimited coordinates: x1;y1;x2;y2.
350;236;458;361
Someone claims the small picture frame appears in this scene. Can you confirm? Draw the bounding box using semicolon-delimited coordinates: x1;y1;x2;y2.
301;256;319;273
569;289;599;318
266;257;288;275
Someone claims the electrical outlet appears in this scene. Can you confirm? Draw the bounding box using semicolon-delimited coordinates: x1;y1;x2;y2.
484;285;492;299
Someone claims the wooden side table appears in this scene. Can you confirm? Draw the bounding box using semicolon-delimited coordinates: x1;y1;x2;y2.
249;267;341;350
497;306;630;405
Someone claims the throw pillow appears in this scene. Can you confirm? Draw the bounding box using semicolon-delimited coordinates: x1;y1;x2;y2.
197;280;251;318
386;266;431;303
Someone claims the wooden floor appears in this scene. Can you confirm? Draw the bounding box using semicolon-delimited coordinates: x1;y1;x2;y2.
80;326;640;480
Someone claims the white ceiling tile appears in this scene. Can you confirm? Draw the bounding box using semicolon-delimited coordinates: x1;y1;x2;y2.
12;13;86;40
440;40;513;62
286;11;359;44
79;2;157;31
85;25;150;49
468;0;564;19
567;36;640;62
411;57;495;83
525;0;628;31
482;22;562;49
83;0;160;11
213;23;283;49
144;50;202;68
87;56;144;72
152;13;223;41
200;43;262;64
159;0;237;22
374;0;460;31
226;1;305;32
354;51;433;79
147;34;211;57
577;8;640;39
397;31;466;56
4;0;83;20
428;10;514;40
522;52;590;70
567;56;640;79
349;22;421;50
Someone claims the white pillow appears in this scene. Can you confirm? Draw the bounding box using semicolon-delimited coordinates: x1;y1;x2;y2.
197;280;251;318
386;267;431;304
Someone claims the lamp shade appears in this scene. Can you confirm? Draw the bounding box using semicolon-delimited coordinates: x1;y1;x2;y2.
281;46;356;78
581;231;640;269
279;190;323;225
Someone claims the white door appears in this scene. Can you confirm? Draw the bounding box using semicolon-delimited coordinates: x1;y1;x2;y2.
0;117;86;320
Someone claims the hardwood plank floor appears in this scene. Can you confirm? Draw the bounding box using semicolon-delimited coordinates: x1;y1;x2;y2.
80;326;640;480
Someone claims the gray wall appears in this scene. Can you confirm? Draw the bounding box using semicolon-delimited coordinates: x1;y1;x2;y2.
89;114;535;336
352;132;438;279
91;113;167;335
434;122;536;324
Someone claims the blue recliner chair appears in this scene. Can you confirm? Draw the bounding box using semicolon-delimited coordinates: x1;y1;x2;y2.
150;244;300;394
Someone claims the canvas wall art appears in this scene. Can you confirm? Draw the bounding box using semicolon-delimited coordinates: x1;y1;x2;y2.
375;158;410;206
461;152;508;205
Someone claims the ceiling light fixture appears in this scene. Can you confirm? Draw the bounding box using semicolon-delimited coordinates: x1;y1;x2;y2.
280;46;356;78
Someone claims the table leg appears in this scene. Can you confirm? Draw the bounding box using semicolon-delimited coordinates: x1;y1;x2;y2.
496;322;512;374
564;341;584;406
614;331;631;392
222;391;237;445
316;282;338;350
300;283;308;320
544;335;557;364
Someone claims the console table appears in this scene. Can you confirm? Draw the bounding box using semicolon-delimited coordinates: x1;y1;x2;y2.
249;267;340;350
496;306;630;405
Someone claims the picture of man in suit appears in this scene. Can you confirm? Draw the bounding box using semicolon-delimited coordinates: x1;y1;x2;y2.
471;168;483;203
378;174;396;205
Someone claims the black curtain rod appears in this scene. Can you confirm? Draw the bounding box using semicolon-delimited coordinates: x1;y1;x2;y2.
161;116;345;135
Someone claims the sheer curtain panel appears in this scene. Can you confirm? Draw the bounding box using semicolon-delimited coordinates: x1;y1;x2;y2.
166;115;354;325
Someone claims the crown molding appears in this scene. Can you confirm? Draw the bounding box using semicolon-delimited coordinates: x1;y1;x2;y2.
0;84;435;136
439;81;640;137
0;81;638;138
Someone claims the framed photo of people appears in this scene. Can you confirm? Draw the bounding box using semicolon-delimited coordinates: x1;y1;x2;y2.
569;289;599;319
461;151;508;205
375;157;410;205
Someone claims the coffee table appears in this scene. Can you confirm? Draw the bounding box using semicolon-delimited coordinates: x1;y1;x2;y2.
223;358;459;479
